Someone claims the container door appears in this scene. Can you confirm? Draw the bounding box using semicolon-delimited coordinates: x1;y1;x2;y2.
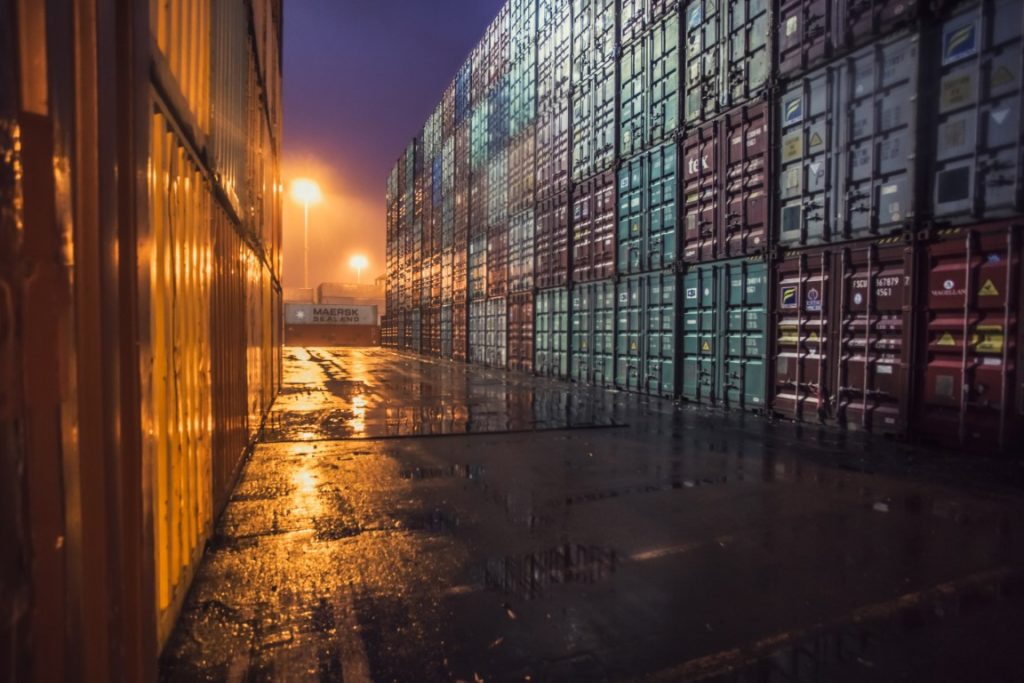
722;102;769;258
646;142;679;271
682;120;721;263
616;277;643;391
647;272;677;396
595;281;616;386
682;265;717;403
725;261;767;410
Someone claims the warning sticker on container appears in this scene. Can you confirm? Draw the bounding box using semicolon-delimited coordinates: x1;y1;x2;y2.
781;286;798;309
943;22;978;65
782;133;803;162
785;15;798;37
806;288;822;312
702;340;712;352
809;131;824;148
979;279;1000;297
940;73;975;112
992;64;1016;89
686;287;698;300
784;98;803;126
937;332;956;347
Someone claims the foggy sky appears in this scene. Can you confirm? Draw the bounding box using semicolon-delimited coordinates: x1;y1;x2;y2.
282;0;505;288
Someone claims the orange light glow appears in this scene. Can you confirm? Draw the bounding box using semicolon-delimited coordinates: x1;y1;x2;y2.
290;178;322;205
349;254;369;271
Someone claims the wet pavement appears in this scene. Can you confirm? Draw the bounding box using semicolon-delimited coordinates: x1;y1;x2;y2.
161;348;1024;682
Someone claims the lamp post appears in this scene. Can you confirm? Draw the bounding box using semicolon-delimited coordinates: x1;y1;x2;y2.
350;254;369;284
290;179;322;289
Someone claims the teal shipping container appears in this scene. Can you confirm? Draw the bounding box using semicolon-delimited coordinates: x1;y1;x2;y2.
615;271;677;397
571;280;616;386
535;287;571;378
618;141;679;273
681;258;768;411
619;13;679;158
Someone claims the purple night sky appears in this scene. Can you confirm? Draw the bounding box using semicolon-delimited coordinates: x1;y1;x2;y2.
282;1;505;289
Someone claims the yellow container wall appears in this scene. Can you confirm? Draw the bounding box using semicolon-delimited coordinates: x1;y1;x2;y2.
151;0;211;131
148;111;214;640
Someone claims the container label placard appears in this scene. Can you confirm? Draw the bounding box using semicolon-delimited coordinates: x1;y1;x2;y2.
286;304;378;326
942;21;978;65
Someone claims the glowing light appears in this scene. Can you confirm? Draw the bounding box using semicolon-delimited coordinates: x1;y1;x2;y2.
349;254;369;271
290;178;322;205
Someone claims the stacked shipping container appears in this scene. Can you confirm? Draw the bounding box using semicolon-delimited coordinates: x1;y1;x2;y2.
2;0;283;675
385;0;1024;452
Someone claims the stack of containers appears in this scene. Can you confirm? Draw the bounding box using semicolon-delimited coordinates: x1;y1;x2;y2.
534;0;573;378
678;0;772;410
912;0;1023;450
508;0;539;372
769;1;925;435
613;0;680;396
383;0;1024;453
570;0;618;388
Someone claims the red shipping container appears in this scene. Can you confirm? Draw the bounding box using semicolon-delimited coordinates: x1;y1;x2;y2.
487;224;509;298
682;101;769;264
771;238;916;435
536;192;571;289
509;291;535;373
916;222;1023;451
572;170;616;283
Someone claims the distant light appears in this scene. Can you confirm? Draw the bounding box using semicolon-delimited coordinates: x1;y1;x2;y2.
350;254;369;271
291;178;322;205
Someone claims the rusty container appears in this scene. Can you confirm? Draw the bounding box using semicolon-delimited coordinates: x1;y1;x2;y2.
915;222;1023;451
572;169;616;283
509;291;536;372
682;101;770;263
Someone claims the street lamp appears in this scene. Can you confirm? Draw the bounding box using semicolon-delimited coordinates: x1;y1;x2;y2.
290;178;322;289
350;254;369;284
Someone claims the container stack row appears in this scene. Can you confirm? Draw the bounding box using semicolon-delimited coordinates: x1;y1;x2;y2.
384;0;1024;452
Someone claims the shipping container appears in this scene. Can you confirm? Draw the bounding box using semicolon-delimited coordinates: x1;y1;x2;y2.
927;0;1024;224
488;149;509;228
509;127;537;214
682;0;771;126
488;3;512;91
536;287;572;378
536;193;572;289
681;101;770;263
776;0;922;80
509;291;536;372
916;222;1022;450
510;0;539;137
424;306;442;356
453;301;469;362
488;225;510;297
621;0;679;47
472;40;490;106
620;13;679;158
470;233;488;300
571;56;617;182
571;280;616;386
441;304;455;358
681;258;768;410
777;32;920;248
771;239;915;434
470;298;509;367
572;169;617;282
456;60;473;125
510;209;537;292
536;0;573;201
618;141;679;273
615;270;677;396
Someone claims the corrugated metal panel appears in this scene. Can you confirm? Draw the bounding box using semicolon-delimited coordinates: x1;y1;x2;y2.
509;291;536;372
469;233;488;300
683;0;770;126
618;141;678;273
682;101;770;263
681;258;768;410
571;57;617;182
572;169;616;282
615;270;677;396
510;0;538;138
424;306;442;356
620;13;679;158
453;301;469;362
509;126;536;214
536;192;571;288
777;32;919;248
487;224;509;297
149;111;214;639
571;279;615;386
151;0;211;130
535;287;571;378
928;0;1024;223
469;298;508;367
917;223;1022;450
621;0;678;46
